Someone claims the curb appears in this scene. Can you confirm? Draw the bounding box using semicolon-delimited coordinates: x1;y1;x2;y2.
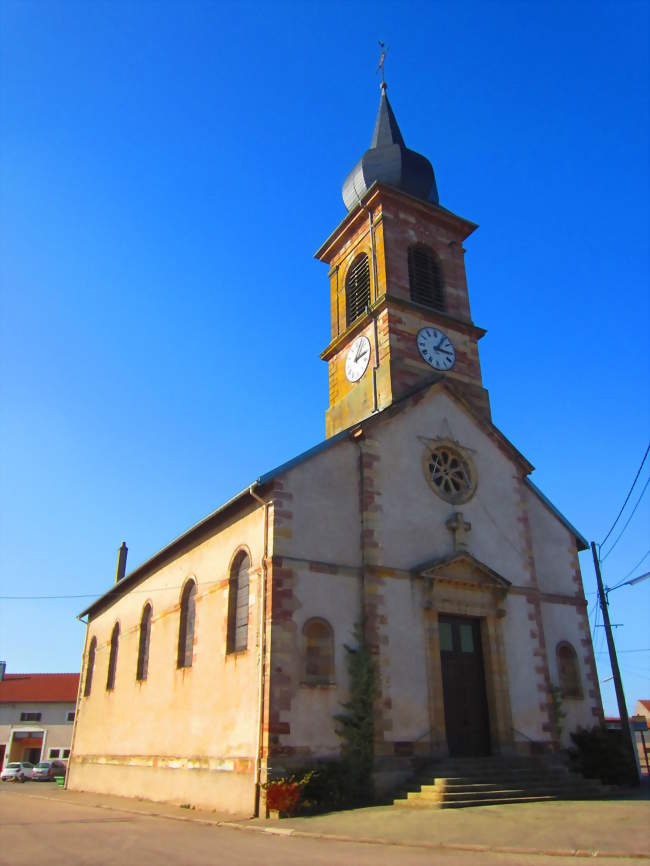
17;791;650;860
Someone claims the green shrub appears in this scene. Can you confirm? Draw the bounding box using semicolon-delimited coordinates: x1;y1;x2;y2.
568;725;637;786
300;760;355;812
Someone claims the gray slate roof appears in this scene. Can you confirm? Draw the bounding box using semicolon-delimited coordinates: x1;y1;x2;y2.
342;83;439;211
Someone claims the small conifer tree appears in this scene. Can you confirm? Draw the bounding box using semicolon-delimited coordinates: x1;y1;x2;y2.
334;620;377;804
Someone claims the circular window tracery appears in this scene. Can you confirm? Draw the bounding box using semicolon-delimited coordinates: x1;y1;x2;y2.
423;443;476;504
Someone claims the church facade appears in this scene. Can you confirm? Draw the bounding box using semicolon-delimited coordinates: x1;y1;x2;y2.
67;84;602;815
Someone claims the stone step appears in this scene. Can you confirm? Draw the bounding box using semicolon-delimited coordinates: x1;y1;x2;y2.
419;764;569;776
393;758;611;809
395;794;560;808
396;788;606;809
416;773;571;785
411;785;602;802
417;780;603;794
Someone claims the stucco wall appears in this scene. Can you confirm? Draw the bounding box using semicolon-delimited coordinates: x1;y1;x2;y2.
274;441;361;566
0;701;75;727
525;486;581;596
501;593;546;742
269;385;596;761
68;503;265;814
373;391;531;584
540;600;600;744
284;569;359;756
379;577;430;742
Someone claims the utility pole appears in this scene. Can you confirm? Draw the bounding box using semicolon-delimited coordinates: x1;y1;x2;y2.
591;541;638;782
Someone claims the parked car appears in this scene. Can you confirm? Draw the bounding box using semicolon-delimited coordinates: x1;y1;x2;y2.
1;762;34;782
31;761;66;781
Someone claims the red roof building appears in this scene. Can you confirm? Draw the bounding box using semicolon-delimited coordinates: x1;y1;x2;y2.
0;673;79;704
0;669;80;770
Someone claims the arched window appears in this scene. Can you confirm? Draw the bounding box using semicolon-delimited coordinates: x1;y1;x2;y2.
106;623;119;691
408;243;445;312
227;552;250;654
136;603;152;682
177;581;196;669
83;636;97;697
557;642;582;698
345;253;371;326
303;618;334;684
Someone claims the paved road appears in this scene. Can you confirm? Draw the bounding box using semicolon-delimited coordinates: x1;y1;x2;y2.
0;786;645;866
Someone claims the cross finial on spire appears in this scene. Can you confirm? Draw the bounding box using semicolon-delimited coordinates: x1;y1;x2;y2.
376;41;388;86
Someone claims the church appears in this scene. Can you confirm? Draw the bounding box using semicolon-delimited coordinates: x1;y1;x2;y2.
67;81;603;815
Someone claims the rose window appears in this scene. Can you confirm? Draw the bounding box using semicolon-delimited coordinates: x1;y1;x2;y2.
424;445;476;503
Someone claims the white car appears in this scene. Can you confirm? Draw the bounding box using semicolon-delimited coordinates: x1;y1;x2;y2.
1;762;34;782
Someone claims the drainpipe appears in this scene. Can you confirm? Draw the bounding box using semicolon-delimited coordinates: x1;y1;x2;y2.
65;620;90;789
353;428;367;623
249;483;270;816
355;193;380;414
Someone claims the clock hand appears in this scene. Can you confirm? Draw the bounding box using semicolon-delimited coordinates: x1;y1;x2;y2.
355;342;369;362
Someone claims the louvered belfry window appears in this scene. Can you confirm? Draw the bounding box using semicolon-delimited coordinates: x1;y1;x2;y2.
345;253;371;326
408;244;445;312
227;552;250;654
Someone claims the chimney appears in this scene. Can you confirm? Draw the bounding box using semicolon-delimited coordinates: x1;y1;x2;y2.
115;542;128;584
0;661;6;681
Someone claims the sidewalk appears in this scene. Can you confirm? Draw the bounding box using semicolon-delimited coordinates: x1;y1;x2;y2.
12;782;650;860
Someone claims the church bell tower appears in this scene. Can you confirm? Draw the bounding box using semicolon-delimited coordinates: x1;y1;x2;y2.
316;82;491;438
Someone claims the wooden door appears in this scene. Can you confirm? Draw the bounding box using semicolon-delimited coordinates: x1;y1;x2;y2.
439;616;491;757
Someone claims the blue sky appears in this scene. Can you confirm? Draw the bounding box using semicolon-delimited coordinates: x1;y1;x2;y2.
1;1;648;719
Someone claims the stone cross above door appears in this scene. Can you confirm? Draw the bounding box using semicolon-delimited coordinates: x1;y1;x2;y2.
446;511;472;551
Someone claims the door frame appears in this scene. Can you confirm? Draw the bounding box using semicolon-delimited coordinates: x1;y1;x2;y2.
438;614;491;756
419;559;515;757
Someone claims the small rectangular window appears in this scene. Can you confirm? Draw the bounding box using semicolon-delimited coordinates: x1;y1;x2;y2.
67;711;75;722
459;624;474;653
20;712;42;722
48;748;61;759
62;749;70;759
439;622;453;652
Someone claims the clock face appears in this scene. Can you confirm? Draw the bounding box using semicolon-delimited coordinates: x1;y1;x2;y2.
345;335;371;383
417;327;456;371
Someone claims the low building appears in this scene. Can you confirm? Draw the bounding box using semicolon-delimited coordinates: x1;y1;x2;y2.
0;663;80;770
605;706;650;777
634;699;650;725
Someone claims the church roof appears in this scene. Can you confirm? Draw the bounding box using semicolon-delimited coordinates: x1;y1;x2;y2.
78;377;587;619
524;477;588;550
342;83;439;212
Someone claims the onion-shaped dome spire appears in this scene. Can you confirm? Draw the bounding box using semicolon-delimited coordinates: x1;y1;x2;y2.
342;82;439;211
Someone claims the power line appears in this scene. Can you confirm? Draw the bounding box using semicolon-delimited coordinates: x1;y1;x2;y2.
590;597;600;645
613;548;650;588
0;593;99;600
599;441;650;548
0;577;231;601
596;648;650;654
601;475;650;562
